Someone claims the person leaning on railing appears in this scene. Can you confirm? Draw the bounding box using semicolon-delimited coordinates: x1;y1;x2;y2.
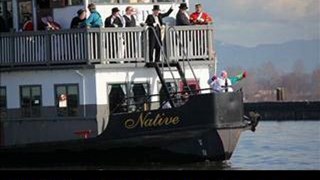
85;3;103;28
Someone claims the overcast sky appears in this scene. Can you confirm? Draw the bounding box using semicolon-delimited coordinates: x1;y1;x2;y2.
189;0;320;47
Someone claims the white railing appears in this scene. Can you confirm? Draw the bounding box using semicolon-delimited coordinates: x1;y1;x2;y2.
0;26;214;67
166;25;214;61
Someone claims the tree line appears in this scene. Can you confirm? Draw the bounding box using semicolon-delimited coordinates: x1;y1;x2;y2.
226;60;320;102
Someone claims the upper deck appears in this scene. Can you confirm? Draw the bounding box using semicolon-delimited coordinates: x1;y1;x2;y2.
0;25;215;71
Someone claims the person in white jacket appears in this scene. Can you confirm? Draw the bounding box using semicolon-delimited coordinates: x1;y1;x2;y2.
208;70;233;93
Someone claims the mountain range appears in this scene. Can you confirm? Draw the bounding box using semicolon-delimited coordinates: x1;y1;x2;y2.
214;39;320;73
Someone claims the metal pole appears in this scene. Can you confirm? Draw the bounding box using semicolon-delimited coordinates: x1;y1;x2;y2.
75;70;86;117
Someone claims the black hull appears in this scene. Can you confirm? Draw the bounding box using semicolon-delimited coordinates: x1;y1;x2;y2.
0;92;255;167
0;127;245;167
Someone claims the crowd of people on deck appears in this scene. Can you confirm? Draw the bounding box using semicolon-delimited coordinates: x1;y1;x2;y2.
67;2;213;29
0;2;213;62
1;2;213;31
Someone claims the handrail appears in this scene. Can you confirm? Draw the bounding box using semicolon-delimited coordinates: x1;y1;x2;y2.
146;26;179;86
0;26;215;67
167;26;200;91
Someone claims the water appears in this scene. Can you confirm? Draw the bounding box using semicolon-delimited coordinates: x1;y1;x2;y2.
229;121;320;170
103;121;320;170
3;121;320;170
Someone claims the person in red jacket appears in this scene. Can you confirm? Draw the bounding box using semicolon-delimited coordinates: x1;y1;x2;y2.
190;3;213;25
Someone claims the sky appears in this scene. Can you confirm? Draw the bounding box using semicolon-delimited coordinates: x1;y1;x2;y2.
189;0;320;47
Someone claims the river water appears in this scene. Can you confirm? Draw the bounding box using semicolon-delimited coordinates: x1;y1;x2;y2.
3;121;320;170
102;121;320;170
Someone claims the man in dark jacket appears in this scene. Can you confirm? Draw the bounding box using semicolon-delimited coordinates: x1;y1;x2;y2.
105;7;124;60
145;5;173;62
176;3;190;26
105;7;123;28
70;9;86;29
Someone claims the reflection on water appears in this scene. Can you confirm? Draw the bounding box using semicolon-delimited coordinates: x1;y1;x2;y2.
2;121;320;170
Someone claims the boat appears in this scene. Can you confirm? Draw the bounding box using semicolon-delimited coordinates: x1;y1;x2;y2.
0;0;259;166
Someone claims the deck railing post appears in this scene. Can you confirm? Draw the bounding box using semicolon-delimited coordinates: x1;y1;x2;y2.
84;30;90;64
144;27;149;63
207;25;214;61
46;33;52;65
165;26;171;62
10;35;15;67
99;28;104;64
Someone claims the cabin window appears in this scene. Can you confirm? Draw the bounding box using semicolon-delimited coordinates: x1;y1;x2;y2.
108;83;127;114
55;84;79;117
20;85;42;117
129;83;150;112
0;87;7;118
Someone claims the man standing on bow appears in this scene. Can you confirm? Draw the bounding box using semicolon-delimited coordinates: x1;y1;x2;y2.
190;3;213;25
208;71;248;93
145;4;173;62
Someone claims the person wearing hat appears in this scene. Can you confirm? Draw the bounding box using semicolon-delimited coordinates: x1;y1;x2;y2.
85;3;103;28
190;3;213;25
176;3;190;26
145;4;173;62
105;7;125;60
70;9;86;29
105;7;123;28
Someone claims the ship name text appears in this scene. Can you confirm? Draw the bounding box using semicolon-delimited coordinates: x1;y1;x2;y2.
124;113;180;129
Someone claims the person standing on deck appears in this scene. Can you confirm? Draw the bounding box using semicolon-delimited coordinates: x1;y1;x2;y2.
105;7;124;28
85;3;103;28
190;3;213;25
70;9;86;29
176;3;190;26
145;4;173;62
105;7;125;61
123;6;136;27
208;71;247;92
